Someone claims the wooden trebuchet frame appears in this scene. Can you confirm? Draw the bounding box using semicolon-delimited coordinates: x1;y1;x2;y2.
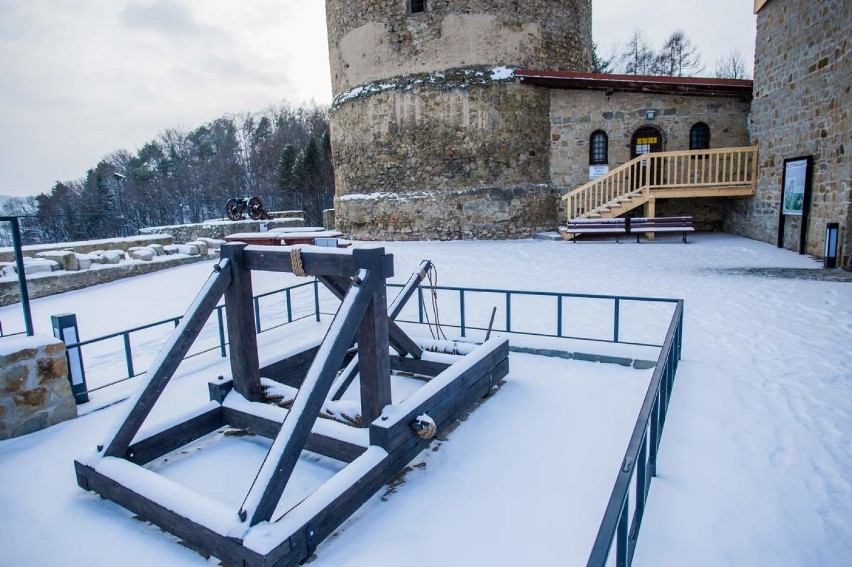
74;245;508;567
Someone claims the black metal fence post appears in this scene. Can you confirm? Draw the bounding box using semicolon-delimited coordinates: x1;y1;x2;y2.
2;216;34;336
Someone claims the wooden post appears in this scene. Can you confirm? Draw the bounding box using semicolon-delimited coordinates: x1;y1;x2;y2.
221;243;262;402
645;196;656;241
353;248;392;426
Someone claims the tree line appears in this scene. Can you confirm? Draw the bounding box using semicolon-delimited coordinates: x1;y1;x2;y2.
592;30;750;79
2;104;335;244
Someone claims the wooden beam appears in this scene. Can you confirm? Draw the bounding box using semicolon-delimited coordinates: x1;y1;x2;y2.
354;248;392;426
103;261;232;458
319;274;423;359
370;339;509;450
74;461;265;567
243;273;374;525
241;245;396;278
126;406;224;465
389;355;450;377
221;243;262;402
221;406;367;463
388;260;432;319
259;344;322;388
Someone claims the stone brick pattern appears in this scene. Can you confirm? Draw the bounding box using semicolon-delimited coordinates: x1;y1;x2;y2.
139;215;305;243
550;89;751;228
726;0;851;267
0;336;76;440
332;81;550;196
336;185;558;240
325;0;592;94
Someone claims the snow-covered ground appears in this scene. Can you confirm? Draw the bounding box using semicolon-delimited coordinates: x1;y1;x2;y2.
0;233;850;566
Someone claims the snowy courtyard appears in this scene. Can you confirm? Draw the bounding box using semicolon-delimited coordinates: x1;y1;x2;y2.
0;233;850;566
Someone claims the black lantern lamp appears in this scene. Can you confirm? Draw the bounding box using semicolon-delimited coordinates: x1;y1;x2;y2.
824;222;839;268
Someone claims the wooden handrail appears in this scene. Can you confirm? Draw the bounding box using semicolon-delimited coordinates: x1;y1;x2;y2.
562;146;758;221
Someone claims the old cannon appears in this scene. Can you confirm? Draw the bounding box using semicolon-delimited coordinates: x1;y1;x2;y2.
225;196;272;221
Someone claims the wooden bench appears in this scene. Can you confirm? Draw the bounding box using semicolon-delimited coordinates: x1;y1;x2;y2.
562;218;629;243
630;216;694;243
562;216;694;243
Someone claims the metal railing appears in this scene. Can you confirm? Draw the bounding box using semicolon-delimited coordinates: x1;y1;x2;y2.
586;300;684;567
393;283;680;347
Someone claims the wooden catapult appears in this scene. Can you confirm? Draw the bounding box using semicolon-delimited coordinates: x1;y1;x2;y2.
75;243;508;566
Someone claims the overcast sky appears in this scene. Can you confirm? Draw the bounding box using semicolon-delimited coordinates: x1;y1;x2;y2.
0;1;756;198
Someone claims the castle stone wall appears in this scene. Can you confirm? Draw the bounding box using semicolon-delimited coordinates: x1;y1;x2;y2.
0;335;75;440
726;0;851;267
332;79;551;196
326;0;591;93
326;0;591;241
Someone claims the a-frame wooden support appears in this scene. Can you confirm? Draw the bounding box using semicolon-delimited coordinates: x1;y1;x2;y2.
75;245;508;567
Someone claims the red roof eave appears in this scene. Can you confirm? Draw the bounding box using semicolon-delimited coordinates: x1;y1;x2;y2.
515;70;753;99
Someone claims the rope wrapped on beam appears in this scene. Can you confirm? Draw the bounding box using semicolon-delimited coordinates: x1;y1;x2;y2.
290;248;306;277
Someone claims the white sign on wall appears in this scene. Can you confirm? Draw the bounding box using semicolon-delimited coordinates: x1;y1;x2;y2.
589;165;609;180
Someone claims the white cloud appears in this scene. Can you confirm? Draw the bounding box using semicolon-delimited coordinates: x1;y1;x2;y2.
0;1;755;198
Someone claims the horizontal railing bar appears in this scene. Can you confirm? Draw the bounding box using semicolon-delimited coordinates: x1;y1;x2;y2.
65;281;321;349
79;312;317;394
388;283;680;304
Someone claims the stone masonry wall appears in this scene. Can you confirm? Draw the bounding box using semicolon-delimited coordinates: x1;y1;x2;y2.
0;335;76;440
550;89;751;228
336;185;558;240
326;0;591;94
0;235;172;264
726;0;850;267
332;80;551;195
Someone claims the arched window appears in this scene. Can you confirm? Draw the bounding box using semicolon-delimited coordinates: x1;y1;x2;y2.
409;0;426;13
589;130;608;165
690;122;711;150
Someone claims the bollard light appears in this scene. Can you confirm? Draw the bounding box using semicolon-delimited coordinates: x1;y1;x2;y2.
51;313;89;404
824;223;839;268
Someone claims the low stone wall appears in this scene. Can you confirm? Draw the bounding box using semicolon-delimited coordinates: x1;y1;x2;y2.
139;216;305;243
0;335;76;440
0;255;202;307
336;185;559;240
0;235;173;264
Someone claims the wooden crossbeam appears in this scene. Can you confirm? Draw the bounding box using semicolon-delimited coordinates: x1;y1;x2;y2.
318;275;422;359
389;260;432;319
103;260;233;458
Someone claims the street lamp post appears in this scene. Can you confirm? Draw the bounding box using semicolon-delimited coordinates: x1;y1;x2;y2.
113;172;126;237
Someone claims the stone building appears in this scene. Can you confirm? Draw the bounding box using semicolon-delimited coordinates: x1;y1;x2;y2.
325;0;592;240
727;0;850;267
325;0;849;267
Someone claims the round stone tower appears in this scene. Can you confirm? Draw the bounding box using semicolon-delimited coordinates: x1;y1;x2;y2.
325;0;592;240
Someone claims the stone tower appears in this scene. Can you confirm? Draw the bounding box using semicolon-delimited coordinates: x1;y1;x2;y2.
325;0;592;240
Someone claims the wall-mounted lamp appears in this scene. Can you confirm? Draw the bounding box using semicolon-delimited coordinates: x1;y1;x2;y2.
646;110;656;120
824;222;839;268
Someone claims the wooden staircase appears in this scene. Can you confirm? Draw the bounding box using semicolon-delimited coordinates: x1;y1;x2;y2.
560;146;758;238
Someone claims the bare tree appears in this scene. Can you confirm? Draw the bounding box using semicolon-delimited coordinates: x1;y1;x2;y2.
715;49;750;79
620;31;656;75
591;41;617;74
655;30;703;77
